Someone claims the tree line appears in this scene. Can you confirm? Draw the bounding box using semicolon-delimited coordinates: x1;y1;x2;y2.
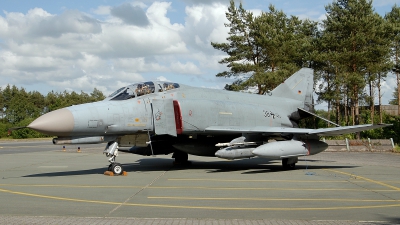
212;0;400;142
0;85;105;138
1;0;399;143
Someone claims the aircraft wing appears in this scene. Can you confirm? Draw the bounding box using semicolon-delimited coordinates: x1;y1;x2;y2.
205;124;391;136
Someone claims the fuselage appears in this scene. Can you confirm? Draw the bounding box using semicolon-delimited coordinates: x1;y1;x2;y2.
26;68;335;167
28;81;304;138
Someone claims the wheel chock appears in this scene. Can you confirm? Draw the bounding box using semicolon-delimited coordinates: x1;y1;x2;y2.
104;171;114;176
103;171;128;176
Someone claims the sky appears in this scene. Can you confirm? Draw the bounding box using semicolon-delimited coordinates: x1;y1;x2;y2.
0;0;398;109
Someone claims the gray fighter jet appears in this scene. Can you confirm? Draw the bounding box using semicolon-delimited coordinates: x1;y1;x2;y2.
26;68;390;174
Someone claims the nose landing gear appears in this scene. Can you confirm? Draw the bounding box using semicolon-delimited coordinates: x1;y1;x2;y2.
104;141;124;175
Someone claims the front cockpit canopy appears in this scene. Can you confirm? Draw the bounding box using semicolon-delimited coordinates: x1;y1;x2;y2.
107;81;180;101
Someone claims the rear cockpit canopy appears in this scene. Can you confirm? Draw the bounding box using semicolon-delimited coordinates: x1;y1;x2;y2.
107;81;180;101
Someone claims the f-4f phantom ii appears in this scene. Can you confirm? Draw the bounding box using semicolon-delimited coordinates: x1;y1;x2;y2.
26;68;390;175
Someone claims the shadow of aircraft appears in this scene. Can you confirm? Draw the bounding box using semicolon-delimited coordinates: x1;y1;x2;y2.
23;157;357;177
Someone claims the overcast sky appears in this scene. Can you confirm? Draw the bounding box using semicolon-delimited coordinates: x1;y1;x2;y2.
0;0;398;109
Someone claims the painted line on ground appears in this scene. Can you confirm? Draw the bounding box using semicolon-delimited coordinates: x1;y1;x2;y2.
1;145;54;149
168;178;361;183
0;187;400;211
148;196;400;202
324;169;400;191
0;184;396;192
38;166;68;168
0;184;143;188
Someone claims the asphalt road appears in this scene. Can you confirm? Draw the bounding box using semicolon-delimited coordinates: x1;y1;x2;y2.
0;140;399;224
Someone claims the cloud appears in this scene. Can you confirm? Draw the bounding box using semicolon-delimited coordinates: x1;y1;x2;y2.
92;5;110;15
170;61;201;75
3;9;102;39
110;3;150;27
156;76;169;81
0;1;233;96
180;0;231;5
183;3;229;51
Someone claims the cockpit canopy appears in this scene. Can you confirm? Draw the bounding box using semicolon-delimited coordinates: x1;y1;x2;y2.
107;81;180;101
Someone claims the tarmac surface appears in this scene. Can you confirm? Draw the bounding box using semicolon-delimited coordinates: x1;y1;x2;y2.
0;140;399;224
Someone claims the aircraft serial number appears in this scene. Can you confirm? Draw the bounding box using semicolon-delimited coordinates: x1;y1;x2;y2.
263;110;281;119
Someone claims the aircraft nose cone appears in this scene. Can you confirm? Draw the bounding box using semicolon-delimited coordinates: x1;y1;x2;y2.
28;108;74;136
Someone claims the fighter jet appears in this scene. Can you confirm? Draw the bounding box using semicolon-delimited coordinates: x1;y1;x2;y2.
25;68;390;175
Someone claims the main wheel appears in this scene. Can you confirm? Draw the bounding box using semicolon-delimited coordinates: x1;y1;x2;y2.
172;151;191;165
282;158;296;170
111;163;123;175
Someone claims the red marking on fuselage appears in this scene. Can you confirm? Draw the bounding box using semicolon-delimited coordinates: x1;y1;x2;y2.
305;140;311;155
173;100;183;135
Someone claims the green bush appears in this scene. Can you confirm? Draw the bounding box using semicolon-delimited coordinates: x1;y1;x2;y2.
0;123;12;138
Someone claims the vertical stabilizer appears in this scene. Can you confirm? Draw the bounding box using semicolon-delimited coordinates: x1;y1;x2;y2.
270;68;313;110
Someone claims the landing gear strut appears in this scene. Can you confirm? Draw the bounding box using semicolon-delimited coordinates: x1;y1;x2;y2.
282;157;297;170
104;141;123;175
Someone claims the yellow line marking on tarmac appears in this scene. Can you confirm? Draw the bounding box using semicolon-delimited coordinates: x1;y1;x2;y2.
0;184;143;188
168;178;355;183
324;169;400;191
148;186;397;192
0;187;399;211
38;166;68;168
148;196;400;202
0;184;396;192
1;145;54;149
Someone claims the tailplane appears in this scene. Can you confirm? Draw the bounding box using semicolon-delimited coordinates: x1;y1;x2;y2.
270;68;313;110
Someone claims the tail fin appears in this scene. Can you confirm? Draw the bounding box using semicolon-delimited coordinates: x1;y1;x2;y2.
270;68;313;110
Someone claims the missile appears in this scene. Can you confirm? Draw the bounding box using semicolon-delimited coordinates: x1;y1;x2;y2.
215;146;256;160
252;140;328;159
53;136;116;145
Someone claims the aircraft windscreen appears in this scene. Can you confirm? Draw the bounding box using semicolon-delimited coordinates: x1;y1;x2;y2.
109;81;180;101
108;87;126;98
110;87;135;101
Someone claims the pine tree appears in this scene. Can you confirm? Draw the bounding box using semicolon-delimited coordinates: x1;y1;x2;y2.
322;0;389;130
211;0;317;94
385;5;400;115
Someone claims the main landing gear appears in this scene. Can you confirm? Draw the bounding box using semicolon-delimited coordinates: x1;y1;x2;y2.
172;150;191;166
282;157;298;170
104;141;124;175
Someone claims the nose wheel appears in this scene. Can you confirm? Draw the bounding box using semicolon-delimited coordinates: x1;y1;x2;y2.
104;141;124;175
108;163;123;175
